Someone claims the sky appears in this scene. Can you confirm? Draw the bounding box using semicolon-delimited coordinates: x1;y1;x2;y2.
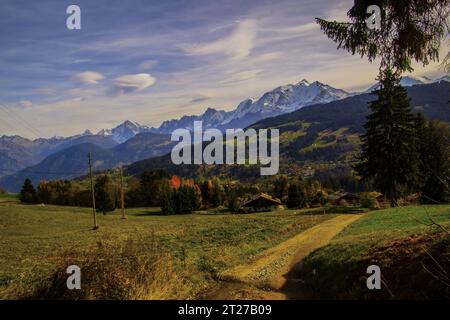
0;0;448;139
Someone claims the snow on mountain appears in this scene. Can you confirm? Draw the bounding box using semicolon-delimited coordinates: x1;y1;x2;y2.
225;79;348;123
435;75;450;83
158;79;349;133
365;75;448;92
96;120;152;143
82;129;93;136
111;120;152;143
157;108;230;133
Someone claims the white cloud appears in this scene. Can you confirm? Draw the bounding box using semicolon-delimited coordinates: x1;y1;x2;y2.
73;71;105;85
181;19;257;60
113;73;156;94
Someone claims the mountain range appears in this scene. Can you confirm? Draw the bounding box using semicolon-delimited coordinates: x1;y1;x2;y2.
365;75;450;92
156;79;350;133
122;81;450;181
0;76;449;192
0;78;351;177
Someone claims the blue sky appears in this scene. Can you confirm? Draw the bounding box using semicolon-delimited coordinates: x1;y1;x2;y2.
0;0;447;138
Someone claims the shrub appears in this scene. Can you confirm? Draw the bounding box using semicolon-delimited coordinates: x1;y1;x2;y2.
360;193;380;209
24;237;188;299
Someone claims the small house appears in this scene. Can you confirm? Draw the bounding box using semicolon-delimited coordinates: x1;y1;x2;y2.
328;191;361;205
239;193;282;213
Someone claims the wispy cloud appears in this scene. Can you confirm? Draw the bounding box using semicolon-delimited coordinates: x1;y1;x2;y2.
0;0;446;138
113;73;156;94
73;71;105;85
181;19;257;60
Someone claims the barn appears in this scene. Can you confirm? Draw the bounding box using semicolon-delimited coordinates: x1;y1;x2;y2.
328;192;361;205
239;193;283;213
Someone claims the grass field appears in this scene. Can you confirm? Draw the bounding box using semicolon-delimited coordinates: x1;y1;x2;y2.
0;202;336;299
0;194;18;202
1;202;448;299
300;205;450;299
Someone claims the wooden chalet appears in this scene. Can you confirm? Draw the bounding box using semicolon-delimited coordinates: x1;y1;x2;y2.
239;193;283;213
328;191;361;205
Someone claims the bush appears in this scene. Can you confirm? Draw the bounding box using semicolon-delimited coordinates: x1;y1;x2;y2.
224;188;240;213
24;237;187;300
360;193;380;209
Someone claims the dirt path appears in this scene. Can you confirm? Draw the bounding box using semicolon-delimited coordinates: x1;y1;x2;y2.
203;214;362;300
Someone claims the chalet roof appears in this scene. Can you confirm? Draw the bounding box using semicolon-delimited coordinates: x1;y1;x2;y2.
328;191;360;201
240;193;282;207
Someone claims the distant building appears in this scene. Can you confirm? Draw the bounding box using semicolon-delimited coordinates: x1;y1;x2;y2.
239;193;282;213
328;191;361;205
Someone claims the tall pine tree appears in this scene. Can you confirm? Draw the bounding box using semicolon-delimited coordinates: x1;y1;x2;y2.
19;178;38;204
417;119;450;203
356;69;420;206
315;0;448;73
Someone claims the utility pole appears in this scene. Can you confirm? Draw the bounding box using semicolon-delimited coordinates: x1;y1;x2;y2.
88;152;98;230
119;166;126;219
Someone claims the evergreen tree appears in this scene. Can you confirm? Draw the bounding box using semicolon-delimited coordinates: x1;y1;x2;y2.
287;184;302;209
138;170;170;206
356;69;420;206
179;185;193;214
315;0;449;73
225;187;240;213
95;174;115;215
190;184;202;211
200;180;211;207
210;179;223;207
19;178;37;204
273;176;289;201
160;186;175;215
418;120;450;203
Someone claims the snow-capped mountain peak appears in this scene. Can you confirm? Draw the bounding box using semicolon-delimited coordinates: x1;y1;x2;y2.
82;129;93;136
365;74;448;92
435;75;450;83
157;78;349;132
95;120;151;143
297;79;310;86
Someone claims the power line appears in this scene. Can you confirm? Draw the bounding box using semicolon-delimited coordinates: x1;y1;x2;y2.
0;116;18;133
0;103;44;137
0;103;43;138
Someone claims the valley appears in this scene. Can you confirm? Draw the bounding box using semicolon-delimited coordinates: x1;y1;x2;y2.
1;80;449;193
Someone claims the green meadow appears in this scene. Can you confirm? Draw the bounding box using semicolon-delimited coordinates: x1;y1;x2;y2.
0;202;334;299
